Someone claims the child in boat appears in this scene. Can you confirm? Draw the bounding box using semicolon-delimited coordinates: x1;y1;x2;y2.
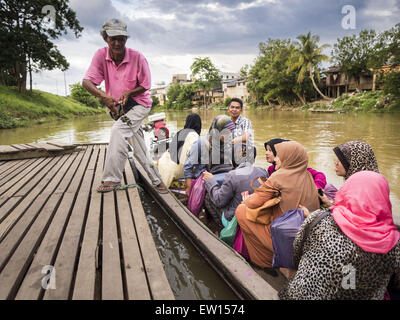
235;140;320;269
320;141;379;207
279;171;400;300
264;138;327;190
157;113;202;188
202;144;268;231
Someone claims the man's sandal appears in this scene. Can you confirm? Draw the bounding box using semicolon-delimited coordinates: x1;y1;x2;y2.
97;183;121;193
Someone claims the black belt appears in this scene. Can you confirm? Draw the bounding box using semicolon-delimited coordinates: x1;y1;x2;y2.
110;98;140;121
123;98;140;113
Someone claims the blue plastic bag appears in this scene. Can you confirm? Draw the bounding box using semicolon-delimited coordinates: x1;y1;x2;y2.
271;208;305;269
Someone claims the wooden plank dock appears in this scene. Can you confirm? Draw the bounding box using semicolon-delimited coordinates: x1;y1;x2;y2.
0;143;174;300
0;142;79;161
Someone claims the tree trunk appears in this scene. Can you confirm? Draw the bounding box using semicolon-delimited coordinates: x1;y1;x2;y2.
294;90;306;105
15;61;27;93
309;70;329;100
28;57;33;93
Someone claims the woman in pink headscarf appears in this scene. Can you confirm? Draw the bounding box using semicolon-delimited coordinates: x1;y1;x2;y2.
279;171;400;300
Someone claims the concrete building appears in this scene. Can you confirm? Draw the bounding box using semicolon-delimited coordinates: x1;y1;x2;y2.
222;79;249;102
150;85;169;106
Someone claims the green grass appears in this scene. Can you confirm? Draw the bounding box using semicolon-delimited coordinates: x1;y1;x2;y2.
0;85;105;129
329;90;398;113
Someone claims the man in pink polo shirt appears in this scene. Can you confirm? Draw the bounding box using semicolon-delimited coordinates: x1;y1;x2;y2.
82;18;167;193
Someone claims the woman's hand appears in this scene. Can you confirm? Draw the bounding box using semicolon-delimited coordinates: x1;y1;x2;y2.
202;171;213;181
319;194;333;208
299;205;310;218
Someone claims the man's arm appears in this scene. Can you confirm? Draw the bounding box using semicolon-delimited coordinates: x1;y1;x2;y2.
82;79;117;113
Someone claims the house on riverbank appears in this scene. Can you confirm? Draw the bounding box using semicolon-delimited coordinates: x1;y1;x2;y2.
325;65;400;98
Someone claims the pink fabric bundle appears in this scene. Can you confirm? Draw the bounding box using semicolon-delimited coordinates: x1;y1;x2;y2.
233;227;250;261
331;171;400;254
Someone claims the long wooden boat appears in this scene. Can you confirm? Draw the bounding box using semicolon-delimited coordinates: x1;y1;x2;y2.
129;158;287;300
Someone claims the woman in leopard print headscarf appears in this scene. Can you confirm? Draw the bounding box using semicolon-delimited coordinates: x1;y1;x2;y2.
321;141;379;206
333;141;379;180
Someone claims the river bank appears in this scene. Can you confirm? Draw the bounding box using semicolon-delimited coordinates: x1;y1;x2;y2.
0;86;105;129
153;90;400;114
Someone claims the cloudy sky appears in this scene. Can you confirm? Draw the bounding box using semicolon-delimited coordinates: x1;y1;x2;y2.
34;0;400;95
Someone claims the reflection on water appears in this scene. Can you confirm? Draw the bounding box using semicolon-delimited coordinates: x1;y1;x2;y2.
140;190;237;300
1;110;399;224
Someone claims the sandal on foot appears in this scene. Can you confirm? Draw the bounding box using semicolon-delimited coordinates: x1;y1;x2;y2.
155;183;168;194
97;183;121;193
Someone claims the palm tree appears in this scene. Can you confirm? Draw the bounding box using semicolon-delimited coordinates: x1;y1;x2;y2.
288;32;330;100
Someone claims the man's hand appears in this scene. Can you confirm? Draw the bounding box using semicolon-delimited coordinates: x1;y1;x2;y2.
202;171;213;181
101;95;118;113
119;90;133;106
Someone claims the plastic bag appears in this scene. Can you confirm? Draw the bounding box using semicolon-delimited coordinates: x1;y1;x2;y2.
271;208;305;269
219;216;238;247
187;175;206;217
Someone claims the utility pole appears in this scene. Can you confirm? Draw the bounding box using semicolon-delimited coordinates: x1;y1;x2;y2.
64;71;68;96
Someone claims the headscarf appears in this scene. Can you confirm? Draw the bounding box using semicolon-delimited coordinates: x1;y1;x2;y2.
268;141;320;214
264;138;290;157
208;114;235;133
331;171;399;254
170;113;202;164
264;138;290;173
205;115;235;173
333;141;379;180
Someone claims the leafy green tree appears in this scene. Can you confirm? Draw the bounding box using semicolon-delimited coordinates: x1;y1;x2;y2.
246;39;314;106
165;83;197;109
190;57;221;108
371;24;400;69
383;72;400;99
331;30;379;84
70;82;101;108
288;32;330;100
151;95;160;107
0;0;83;93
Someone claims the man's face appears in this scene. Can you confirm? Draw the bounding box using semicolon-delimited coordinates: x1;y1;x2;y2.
227;101;242;119
106;36;127;55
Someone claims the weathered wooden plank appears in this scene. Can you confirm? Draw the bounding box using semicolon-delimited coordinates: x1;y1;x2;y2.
10;144;36;151
17;146;96;300
0;157;53;203
0;158;37;183
72;145;105;300
101;181;124;300
25;143;64;152
116;163;151;300
46;141;76;150
0;145;20;154
125;161;174;300
0;154;71;239
0;148;88;300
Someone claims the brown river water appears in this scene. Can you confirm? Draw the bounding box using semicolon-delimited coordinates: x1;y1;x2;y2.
1;109;399;299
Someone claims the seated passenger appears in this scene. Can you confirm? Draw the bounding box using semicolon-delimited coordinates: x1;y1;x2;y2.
183;115;235;197
202;145;268;231
279;171;400;300
235;141;320;269
264;138;327;190
157;113;201;187
320;140;379;207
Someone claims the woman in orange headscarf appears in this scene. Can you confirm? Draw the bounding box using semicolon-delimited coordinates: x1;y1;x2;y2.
235;140;320;268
